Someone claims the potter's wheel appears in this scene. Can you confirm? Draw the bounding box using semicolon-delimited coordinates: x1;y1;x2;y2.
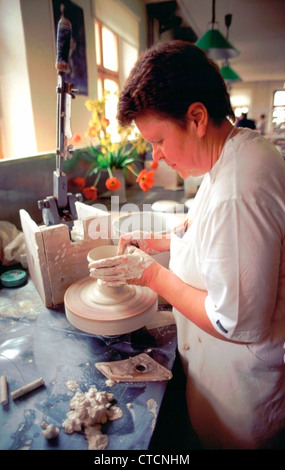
64;279;157;336
64;245;158;336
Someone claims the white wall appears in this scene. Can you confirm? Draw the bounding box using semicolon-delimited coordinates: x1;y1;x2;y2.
1;0;281;158
118;0;148;52
0;0;37;158
0;0;98;159
0;0;147;159
230;80;284;133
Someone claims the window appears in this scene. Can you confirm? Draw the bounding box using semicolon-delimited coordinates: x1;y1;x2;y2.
94;0;139;139
95;20;119;94
233;106;249;119
272;90;285;130
230;92;251;121
95;20;119;138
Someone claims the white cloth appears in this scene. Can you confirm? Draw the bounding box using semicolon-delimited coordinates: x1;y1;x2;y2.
169;128;285;448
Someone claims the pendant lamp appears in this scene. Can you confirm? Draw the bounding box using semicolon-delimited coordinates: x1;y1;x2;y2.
220;61;241;81
195;0;240;60
220;14;242;82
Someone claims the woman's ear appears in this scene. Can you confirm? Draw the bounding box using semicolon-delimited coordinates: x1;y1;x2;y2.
187;102;208;137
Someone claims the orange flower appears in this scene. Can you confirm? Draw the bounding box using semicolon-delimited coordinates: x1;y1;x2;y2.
72;133;82;144
136;169;155;192
72;177;86;190
105;177;121;192
150;161;158;170
88;126;98;137
82;186;98;200
102;117;110;128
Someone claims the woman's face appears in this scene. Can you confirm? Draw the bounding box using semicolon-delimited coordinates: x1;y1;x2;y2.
135;112;210;179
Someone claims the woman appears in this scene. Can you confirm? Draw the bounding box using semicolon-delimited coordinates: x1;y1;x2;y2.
89;41;285;449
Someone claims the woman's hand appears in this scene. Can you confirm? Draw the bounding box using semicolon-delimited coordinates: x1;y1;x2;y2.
89;244;226;340
117;230;171;255
88;246;155;286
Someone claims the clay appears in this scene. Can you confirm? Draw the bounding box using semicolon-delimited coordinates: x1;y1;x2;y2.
0;375;8;406
85;425;108;450
88;246;154;286
62;386;123;450
64;245;158;336
65;379;79;391
147;398;158;416
11;377;45;400
105;379;116;387
42;423;60;440
147;398;158;432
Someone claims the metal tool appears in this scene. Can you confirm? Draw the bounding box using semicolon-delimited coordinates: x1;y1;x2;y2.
38;6;82;230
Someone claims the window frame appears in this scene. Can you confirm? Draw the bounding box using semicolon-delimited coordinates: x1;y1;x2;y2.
272;89;285;131
95;19;120;98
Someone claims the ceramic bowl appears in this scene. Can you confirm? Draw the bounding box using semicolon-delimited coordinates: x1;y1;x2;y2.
87;245;118;263
111;211;181;268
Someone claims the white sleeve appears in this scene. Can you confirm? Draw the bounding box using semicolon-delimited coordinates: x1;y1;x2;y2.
201;199;281;342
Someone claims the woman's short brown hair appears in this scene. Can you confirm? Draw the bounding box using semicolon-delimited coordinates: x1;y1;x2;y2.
117;40;235;128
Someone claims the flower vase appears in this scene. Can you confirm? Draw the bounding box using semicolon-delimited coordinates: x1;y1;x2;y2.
113;169;127;203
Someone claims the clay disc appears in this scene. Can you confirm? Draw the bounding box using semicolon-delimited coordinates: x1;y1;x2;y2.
64;277;158;336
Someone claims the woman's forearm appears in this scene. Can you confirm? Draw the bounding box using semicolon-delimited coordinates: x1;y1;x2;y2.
117;232;171;255
144;262;226;340
148;233;171;252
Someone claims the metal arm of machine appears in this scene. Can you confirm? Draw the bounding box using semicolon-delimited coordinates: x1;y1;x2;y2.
38;6;82;230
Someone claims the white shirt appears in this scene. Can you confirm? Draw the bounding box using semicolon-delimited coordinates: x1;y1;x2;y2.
169;128;285;448
170;128;285;343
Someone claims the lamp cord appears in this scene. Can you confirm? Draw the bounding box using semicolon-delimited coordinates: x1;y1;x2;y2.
211;0;216;25
225;13;232;38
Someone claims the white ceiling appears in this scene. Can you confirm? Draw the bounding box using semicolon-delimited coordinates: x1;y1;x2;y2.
176;0;285;82
147;0;285;83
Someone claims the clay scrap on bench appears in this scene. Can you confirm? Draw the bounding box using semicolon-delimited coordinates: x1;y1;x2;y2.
95;353;172;383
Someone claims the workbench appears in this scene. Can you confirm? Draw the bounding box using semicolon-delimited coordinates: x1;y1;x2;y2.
0;272;177;451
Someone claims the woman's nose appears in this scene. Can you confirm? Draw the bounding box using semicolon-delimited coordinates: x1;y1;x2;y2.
152;145;164;162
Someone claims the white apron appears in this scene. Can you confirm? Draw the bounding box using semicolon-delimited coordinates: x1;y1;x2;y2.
170;221;285;449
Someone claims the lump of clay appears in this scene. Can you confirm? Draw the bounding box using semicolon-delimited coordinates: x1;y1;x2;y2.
42;423;60;440
62;386;122;450
85;425;108;450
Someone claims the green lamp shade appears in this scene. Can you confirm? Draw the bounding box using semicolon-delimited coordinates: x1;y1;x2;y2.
195;29;240;60
220;64;241;81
